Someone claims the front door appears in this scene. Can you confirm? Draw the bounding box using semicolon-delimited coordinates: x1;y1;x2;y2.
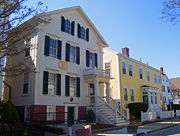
68;107;74;126
90;84;95;105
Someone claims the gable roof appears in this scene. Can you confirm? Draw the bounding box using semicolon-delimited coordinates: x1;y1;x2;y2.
170;77;180;90
38;6;108;47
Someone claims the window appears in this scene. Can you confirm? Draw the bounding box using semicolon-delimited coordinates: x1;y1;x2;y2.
162;85;165;92
86;50;98;68
49;38;58;57
25;106;31;121
122;61;126;74
44;36;62;60
47;106;56;121
69;45;76;63
80;27;85;39
23;73;29;94
128;64;132;76
147;70;150;81
78;24;89;41
48;73;57;95
70;77;76;97
155;93;157;104
65;19;70;33
167;86;171;93
154;73;157;83
163;96;166;103
105;62;111;76
61;16;75;35
123;87;128;101
158;74;161;84
139;68;143;79
151;93;153;104
25;39;30;57
130;88;134;102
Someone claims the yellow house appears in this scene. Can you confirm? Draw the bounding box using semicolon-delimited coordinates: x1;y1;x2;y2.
103;47;163;113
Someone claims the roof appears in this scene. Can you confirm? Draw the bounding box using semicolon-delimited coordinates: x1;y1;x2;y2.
38;6;108;47
170;77;180;90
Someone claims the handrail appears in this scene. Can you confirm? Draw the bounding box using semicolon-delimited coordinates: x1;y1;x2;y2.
102;96;129;120
97;96;116;111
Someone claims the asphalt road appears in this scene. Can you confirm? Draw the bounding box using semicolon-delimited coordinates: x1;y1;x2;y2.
145;125;180;136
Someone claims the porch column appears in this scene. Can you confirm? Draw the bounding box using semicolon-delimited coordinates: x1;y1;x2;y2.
106;82;110;103
94;78;99;123
148;91;151;112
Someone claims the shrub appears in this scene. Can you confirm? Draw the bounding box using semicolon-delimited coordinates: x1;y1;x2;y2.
167;104;180;111
85;109;95;123
0;101;20;125
127;102;148;120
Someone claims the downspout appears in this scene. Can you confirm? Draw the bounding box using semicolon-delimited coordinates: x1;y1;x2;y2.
3;81;11;101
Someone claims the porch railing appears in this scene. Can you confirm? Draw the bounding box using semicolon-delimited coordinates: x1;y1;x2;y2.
84;68;110;77
102;96;129;121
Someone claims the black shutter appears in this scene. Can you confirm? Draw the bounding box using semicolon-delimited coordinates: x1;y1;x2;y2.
66;43;70;62
77;24;81;38
86;28;89;42
76;46;80;64
76;77;80;97
71;21;75;36
56;74;61;96
95;53;98;68
61;16;65;32
57;40;62;60
44;36;50;56
86;50;89;67
65;75;70;96
43;71;48;94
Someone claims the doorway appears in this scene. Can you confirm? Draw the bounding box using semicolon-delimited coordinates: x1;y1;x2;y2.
90;84;95;105
68;107;74;126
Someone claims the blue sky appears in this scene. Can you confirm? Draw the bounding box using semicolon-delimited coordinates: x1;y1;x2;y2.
28;0;180;78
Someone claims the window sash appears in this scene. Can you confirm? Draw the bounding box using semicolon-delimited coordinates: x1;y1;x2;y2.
48;73;57;95
154;73;157;83
128;64;132;76
147;71;150;81
139;68;143;79
122;62;126;74
49;38;57;57
80;27;85;39
65;20;70;33
70;77;76;97
69;45;76;63
130;89;134;101
89;52;94;67
123;88;128;101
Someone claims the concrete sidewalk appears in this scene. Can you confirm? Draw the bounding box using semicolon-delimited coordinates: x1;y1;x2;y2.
93;118;180;136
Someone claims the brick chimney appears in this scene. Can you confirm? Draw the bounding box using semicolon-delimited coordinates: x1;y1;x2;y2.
122;47;129;57
160;67;164;76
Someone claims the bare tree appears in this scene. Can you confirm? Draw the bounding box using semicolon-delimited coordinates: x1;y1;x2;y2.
0;0;47;76
162;0;180;24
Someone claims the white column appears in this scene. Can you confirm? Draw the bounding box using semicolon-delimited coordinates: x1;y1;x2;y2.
148;91;151;112
106;82;110;103
94;78;99;123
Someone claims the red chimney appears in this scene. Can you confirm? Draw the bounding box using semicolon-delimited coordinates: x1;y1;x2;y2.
160;67;164;76
122;47;129;57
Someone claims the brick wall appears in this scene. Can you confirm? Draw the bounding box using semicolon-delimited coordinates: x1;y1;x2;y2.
78;106;86;120
30;105;47;121
56;106;65;122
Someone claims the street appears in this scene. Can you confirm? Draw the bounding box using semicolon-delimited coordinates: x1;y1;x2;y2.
144;125;180;136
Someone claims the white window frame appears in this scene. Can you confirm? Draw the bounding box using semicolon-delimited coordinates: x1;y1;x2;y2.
128;63;133;77
139;67;143;79
23;72;29;94
25;39;31;57
80;26;85;39
123;87;128;102
49;37;58;58
70;76;76;97
154;72;157;83
24;106;31;121
65;19;71;33
130;88;134;102
105;62;111;76
48;73;57;95
147;70;150;81
69;45;76;63
47;106;56;121
122;61;126;75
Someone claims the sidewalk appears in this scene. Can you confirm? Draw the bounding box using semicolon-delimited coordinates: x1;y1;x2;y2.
93;117;180;136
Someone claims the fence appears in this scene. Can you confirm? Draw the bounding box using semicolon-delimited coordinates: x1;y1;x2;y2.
176;110;180;116
141;111;157;122
160;110;174;119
